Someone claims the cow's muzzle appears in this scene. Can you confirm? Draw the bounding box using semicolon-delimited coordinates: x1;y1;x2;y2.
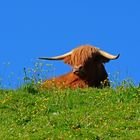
73;65;84;75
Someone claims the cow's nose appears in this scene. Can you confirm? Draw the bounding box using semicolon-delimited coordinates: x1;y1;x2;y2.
73;68;79;74
73;65;83;74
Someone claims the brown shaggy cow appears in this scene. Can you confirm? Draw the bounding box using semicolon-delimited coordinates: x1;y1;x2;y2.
39;45;119;89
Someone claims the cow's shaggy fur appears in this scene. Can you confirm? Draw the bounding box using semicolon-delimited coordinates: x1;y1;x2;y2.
40;45;119;89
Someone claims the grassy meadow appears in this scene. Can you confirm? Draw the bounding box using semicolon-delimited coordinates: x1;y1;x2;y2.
0;62;140;139
0;84;140;140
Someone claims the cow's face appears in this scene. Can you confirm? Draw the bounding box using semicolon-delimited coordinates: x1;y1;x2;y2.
70;46;95;76
71;56;95;77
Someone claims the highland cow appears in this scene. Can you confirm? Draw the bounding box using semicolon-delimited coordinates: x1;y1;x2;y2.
39;45;119;89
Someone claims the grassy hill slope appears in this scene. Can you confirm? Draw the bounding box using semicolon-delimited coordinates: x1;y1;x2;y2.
0;86;140;140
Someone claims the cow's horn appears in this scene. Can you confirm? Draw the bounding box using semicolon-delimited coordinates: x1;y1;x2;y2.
38;51;73;60
98;49;120;60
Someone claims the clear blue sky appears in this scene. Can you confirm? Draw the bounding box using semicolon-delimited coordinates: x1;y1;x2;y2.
0;0;140;88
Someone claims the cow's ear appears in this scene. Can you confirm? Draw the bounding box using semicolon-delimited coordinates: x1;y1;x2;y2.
63;55;73;65
95;55;110;63
100;56;110;63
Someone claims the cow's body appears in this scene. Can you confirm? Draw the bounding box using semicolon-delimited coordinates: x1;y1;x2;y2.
41;72;87;89
41;63;109;89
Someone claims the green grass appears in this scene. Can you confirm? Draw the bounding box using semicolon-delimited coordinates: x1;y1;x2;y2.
0;85;140;140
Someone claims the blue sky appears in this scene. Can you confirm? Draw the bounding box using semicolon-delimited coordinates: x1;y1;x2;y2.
0;0;140;88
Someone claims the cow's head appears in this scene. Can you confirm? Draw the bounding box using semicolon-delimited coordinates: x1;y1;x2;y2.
39;45;119;77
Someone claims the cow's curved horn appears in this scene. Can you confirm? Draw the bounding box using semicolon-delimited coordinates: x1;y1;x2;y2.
98;49;120;60
39;51;73;60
